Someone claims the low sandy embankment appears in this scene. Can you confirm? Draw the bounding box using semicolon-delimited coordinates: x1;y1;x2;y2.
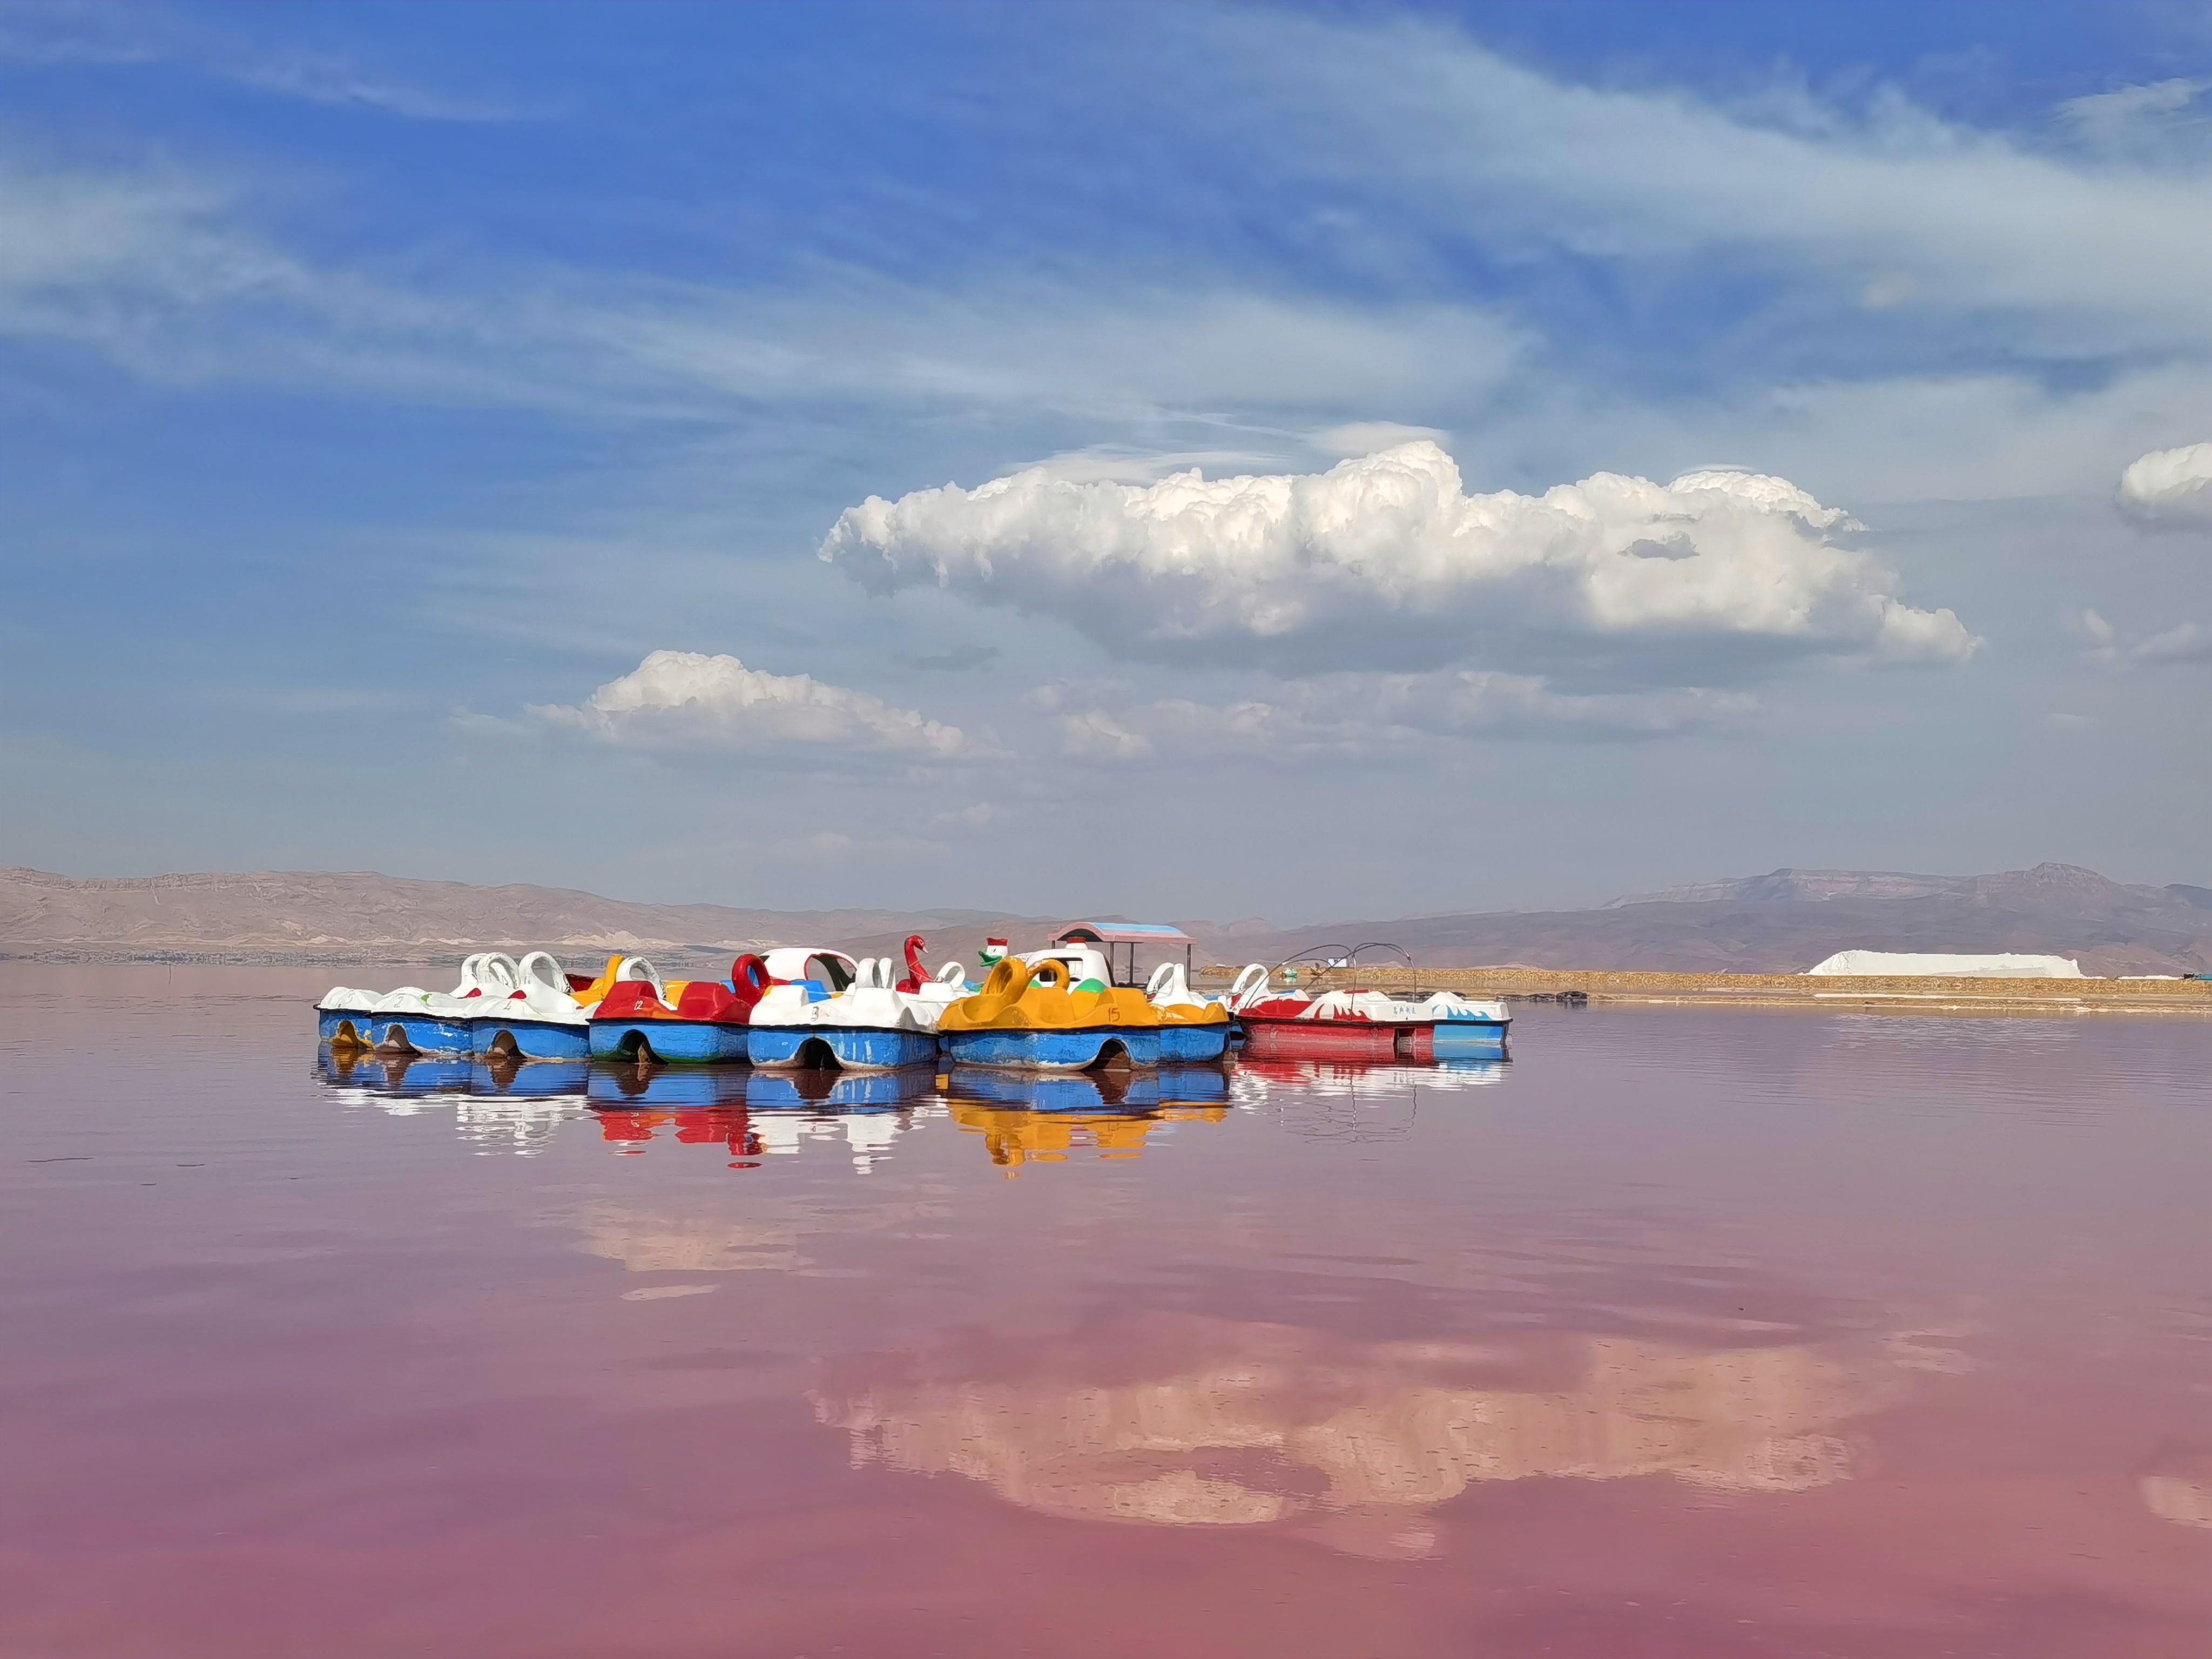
1199;966;2212;1017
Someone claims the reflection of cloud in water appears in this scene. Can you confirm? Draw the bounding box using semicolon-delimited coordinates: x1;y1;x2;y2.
579;1204;807;1273
2139;1451;2212;1528
576;1192;950;1277
947;1103;1230;1171
817;1315;1880;1548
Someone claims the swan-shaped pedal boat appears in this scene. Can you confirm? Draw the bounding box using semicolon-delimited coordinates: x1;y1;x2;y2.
319;950;597;1058
1229;966;1510;1061
746;935;965;1071
588;954;765;1064
936;949;1225;1071
1143;960;1233;1062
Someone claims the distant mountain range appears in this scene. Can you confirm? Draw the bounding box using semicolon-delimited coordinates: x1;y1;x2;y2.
3;861;2206;976
1229;864;2212;976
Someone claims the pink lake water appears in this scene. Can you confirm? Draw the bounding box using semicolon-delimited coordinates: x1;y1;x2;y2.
2;963;2207;1658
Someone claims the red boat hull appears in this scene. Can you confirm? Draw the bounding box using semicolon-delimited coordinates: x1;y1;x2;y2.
1237;1018;1431;1061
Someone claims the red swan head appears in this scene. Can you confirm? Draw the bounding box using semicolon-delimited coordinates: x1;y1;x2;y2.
729;953;773;1008
897;933;926;994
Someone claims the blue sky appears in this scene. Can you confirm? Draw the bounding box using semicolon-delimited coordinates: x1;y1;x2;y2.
2;0;2207;920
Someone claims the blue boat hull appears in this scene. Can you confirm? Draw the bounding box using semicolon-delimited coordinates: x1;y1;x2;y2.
1158;1023;1230;1062
1431;1020;1510;1059
941;1025;1161;1070
747;1025;940;1071
471;1016;589;1061
321;1009;473;1055
588;1020;750;1063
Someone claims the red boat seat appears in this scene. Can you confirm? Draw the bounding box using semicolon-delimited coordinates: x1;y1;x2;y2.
596;980;673;1020
676;980;745;1021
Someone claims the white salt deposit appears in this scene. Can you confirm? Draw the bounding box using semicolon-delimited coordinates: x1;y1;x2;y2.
1804;951;2086;978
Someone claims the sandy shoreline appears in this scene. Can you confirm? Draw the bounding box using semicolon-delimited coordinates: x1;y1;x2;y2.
8;951;2206;1017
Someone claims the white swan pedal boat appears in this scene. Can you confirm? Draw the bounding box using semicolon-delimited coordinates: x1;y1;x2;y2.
318;951;599;1061
745;938;965;1072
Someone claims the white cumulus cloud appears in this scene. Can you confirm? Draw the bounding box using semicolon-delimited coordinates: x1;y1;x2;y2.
821;442;1976;685
2116;442;2212;528
534;650;973;756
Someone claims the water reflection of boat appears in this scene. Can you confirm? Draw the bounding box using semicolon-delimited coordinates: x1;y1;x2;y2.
946;1101;1230;1169
468;1056;590;1097
454;1092;585;1155
814;1314;1870;1549
316;1047;474;1095
751;1107;921;1173
942;1060;1226;1112
590;1103;760;1159
1231;1057;1508;1101
746;1064;934;1110
585;1061;750;1110
950;1067;1168;1112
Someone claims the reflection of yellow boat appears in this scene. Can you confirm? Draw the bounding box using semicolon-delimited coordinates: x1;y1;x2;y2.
949;1102;1229;1168
939;956;1205;1069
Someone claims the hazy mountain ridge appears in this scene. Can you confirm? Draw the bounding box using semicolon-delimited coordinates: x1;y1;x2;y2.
2;861;2205;976
0;867;1058;967
1240;864;2212;977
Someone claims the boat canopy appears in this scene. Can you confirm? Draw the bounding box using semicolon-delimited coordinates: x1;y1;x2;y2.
1049;922;1194;988
1053;922;1193;947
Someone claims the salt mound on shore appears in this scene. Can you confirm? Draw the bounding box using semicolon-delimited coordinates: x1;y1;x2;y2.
1804;951;2085;978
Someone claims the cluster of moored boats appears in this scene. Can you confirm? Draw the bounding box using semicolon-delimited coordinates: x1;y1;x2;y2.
315;923;1510;1075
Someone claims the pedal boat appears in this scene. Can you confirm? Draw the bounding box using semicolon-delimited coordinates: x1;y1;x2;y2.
746;938;962;1072
587;954;766;1064
1142;961;1233;1062
464;950;596;1061
936;953;1170;1070
1230;966;1510;1061
318;951;517;1056
1019;942;1231;1062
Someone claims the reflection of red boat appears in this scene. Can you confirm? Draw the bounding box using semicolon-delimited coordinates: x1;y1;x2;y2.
1231;967;1510;1061
593;1106;758;1158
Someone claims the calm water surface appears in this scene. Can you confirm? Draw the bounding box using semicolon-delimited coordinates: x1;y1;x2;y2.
3;965;2207;1657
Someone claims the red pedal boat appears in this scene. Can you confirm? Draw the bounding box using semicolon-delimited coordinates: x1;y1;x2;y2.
1230;966;1511;1061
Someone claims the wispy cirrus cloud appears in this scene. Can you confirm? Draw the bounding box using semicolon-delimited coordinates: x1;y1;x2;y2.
0;0;533;119
2078;609;2211;669
0;144;1525;429
1053;671;1756;762
1188;14;2212;359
